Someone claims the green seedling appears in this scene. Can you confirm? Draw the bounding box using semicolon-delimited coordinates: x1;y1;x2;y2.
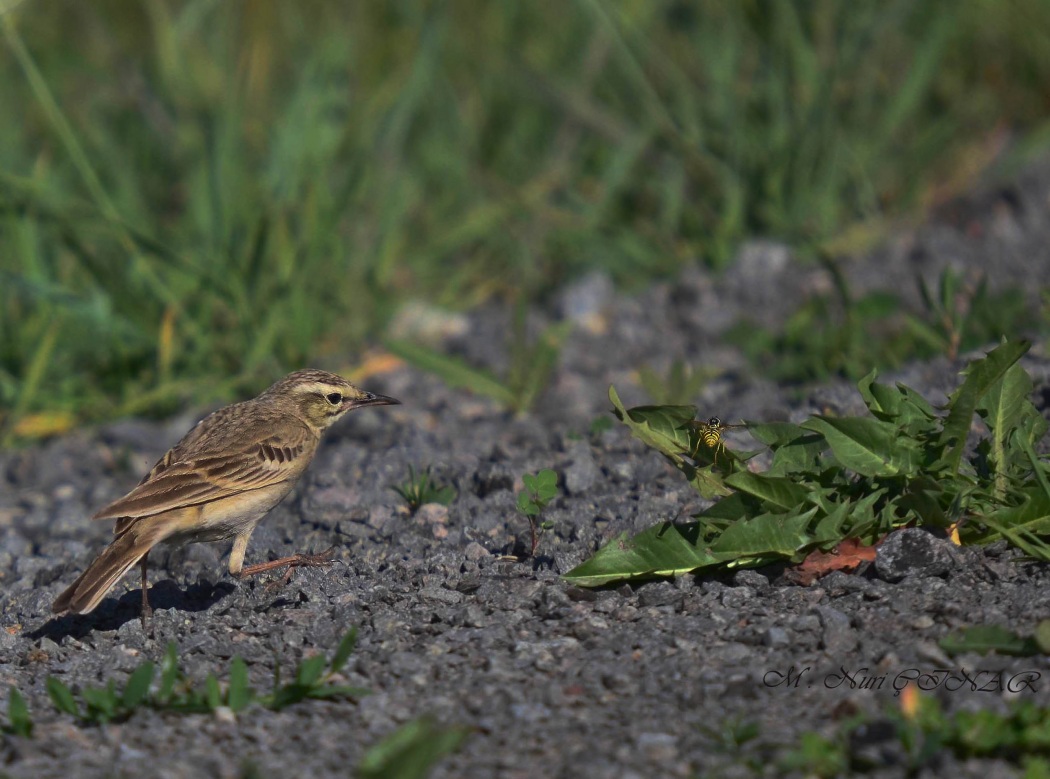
391;466;457;513
357;716;471;779
516;469;558;557
3;687;32;738
46;628;366;725
566;339;1050;587
780;695;1050;774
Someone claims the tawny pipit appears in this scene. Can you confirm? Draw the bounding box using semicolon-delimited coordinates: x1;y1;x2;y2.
52;369;399;619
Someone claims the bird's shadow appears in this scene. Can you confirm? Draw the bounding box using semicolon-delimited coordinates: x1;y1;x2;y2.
31;579;236;642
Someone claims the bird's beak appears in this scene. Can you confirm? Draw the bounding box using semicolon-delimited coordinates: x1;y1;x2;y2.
345;392;401;410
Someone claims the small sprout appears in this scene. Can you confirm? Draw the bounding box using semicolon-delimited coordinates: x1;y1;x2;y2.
43;628;367;723
516;469;558;557
392;466;456;513
5;687;32;738
358;716;471;779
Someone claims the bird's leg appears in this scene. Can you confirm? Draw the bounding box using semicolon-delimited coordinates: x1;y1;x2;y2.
139;552;153;630
235;547;337;582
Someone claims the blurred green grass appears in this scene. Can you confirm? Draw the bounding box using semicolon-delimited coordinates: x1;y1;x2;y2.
3;0;1050;439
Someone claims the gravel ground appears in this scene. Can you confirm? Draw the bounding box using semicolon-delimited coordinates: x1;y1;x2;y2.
3;160;1050;778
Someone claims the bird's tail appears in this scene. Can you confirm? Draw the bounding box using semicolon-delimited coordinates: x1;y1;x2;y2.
52;524;160;615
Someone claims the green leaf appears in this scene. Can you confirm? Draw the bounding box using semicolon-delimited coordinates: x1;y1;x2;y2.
46;677;79;718
306;684;370;700
1035;620;1050;655
522;473;538;494
81;685;117;722
121;662;155;710
937;339;1030;473
516;490;539;516
204;674;222;710
802;416;920;477
227;658;253;713
534;469;557;501
7;687;32;737
157;642;179;704
329;628;359;675
609;386;730;499
357;717;470;779
940;625;1040;657
723;471;809;512
563;512;815;588
296;654;327;688
977;487;1050;559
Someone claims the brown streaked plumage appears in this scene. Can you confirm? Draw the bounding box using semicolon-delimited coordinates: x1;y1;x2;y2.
52;369;399;621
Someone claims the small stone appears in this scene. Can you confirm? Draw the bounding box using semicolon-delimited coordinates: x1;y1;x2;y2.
816;606;857;655
721;586;755;609
875;529;954;582
763;627;790;648
563;442;601;495
463;542;491;562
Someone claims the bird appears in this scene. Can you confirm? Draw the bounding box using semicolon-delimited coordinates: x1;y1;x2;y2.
52;369;399;622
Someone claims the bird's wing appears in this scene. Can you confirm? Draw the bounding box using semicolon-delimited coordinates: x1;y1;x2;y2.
93;422;315;520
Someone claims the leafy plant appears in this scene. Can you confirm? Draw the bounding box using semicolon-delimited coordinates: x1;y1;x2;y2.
391;466;457;513
516;469;558;557
3;687;32;738
387;305;569;414
263;628;367;711
46;628;366;725
357;716;471;779
939;620;1050;657
566;339;1049;587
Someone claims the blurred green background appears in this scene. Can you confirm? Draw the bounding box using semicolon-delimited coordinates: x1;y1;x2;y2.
3;0;1050;441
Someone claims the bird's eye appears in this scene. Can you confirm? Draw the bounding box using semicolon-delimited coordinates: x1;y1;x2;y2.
325;392;343;405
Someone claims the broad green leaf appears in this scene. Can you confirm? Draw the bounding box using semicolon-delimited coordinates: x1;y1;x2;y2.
534;469;557;499
609;386;729;499
742;421;808;449
712;510;816;558
858;370;897;419
296;654;327;687
329;628;359;675
939;625;1040;657
563;512;815;587
723;471;809;511
810;500;852;545
227;658;252;713
522;474;538;493
937;339;1030;473
358;717;470;779
121;662;154;710
46;678;78;718
696;492;757;521
802;416;920;477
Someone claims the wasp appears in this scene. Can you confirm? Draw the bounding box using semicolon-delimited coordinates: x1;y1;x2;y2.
687;416;746;464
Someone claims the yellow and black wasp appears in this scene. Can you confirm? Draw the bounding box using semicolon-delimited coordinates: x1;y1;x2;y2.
687;416;747;465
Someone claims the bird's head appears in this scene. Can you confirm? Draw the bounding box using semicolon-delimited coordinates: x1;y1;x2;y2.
264;369;400;431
